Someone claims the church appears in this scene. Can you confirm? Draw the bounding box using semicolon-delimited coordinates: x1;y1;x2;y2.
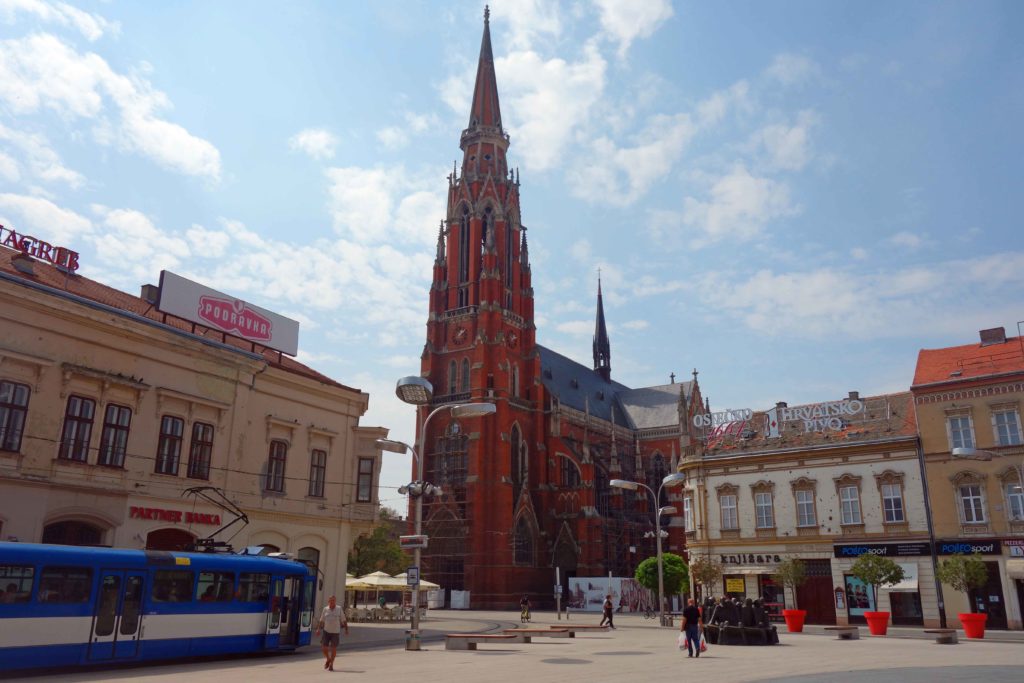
415;10;704;609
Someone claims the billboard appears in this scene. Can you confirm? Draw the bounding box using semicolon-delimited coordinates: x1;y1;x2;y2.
157;271;299;356
567;577;656;613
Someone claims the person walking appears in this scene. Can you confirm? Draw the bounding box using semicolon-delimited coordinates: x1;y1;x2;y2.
315;595;348;671
600;594;616;629
680;598;704;658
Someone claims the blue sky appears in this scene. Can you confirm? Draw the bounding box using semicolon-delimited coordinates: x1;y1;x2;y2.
2;1;1022;513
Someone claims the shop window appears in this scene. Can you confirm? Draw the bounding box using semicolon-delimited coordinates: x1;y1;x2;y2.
266;440;287;492
959;484;986;523
155;415;184;475
947;413;974;450
0;565;33;602
187;422;214;480
42;520;102;546
308;449;327;497
881;484;905;523
97;404;132;467
196;571;234;602
0;380;30;452
992;408;1022;446
38;566;92;603
152;570;194;602
356;457;374;502
839;486;862;525
795;489;816;527
59;395;95;462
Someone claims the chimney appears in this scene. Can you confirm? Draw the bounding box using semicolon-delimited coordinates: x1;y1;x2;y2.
776;401;787;409
848;391;860;400
979;327;1006;346
140;284;160;304
11;253;35;276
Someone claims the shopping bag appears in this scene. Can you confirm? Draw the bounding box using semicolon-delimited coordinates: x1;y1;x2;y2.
677;633;687;650
699;632;708;653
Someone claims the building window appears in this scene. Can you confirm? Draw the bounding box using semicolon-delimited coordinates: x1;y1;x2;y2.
448;361;457;395
720;494;738;530
993;409;1022;447
461;358;470;392
97;404;132;467
266;440;287;492
959;484;986;523
881;483;905;523
0;380;31;452
510;365;519;397
683;494;694;532
513;516;534;566
155;415;184;475
187;422;214;479
754;492;774;529
1006;482;1024;521
947;414;974;450
560;456;580;489
795;489;816;527
839;486;862;525
59;395;95;462
356;457;374;502
309;449;327;497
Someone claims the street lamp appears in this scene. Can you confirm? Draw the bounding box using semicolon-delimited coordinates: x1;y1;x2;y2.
610;472;686;626
952;447;1024;521
382;376;496;650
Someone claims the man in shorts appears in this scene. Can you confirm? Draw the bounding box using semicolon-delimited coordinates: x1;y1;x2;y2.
315;595;348;671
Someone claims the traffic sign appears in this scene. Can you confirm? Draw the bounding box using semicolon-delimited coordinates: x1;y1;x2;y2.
407;567;420;586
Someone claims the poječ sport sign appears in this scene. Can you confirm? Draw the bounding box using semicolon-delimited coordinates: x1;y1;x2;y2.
157;270;299;356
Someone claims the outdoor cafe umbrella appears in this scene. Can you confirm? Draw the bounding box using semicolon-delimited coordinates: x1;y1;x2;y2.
394;573;441;590
355;571;406;607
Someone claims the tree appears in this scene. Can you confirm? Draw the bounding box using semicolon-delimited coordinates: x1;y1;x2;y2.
774;558;808;610
935;553;988;613
849;553;905;609
635;553;689;603
688;555;724;600
347;507;407;577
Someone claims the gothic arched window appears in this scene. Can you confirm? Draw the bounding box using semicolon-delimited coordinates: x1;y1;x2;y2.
448;360;457;395
504;218;514;308
510;365;520;398
481;206;493;254
461;358;470;393
650;453;668;506
510;424;526;499
513;516;534;566
458;206;470;306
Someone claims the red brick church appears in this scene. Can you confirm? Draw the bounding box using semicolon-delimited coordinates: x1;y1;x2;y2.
415;10;704;609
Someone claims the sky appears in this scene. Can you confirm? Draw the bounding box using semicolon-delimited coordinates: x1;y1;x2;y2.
1;0;1022;514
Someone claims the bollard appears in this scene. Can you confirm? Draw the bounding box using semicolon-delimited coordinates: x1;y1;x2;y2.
405;629;421;651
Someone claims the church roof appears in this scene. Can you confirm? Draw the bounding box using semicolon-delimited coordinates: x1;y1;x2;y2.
617;382;693;430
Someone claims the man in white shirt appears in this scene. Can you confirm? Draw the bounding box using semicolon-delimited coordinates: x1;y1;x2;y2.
315;595;348;671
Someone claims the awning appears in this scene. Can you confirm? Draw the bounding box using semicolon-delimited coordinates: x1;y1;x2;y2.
1007;559;1024;579
888;562;919;592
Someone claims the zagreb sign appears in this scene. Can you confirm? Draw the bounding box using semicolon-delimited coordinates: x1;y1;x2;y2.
157;270;300;356
1;223;80;272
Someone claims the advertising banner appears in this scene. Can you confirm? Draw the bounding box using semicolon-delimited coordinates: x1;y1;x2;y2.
567;577;656;613
843;575;876;617
935;539;1002;555
833;542;930;558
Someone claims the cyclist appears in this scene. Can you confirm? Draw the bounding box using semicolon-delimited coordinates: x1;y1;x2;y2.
519;595;531;622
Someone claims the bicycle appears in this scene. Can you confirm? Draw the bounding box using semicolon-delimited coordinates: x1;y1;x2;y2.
643;607;656;619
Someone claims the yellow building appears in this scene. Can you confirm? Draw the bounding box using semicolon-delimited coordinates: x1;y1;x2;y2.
0;245;384;600
912;326;1024;630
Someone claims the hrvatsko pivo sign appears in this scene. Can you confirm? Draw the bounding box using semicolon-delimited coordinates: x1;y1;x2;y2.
157;270;300;356
1;223;81;272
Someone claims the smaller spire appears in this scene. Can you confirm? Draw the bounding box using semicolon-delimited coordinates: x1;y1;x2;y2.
484;5;490;23
593;273;611;382
436;220;445;262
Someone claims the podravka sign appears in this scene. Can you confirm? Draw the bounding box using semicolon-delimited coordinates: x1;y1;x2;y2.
157;270;299;356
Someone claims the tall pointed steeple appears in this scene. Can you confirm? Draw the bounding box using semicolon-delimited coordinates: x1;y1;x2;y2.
593;275;611;382
468;6;502;132
460;6;509;180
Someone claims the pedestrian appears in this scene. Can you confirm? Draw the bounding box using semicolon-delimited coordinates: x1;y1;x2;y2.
680;597;704;658
600;594;616;629
315;595;348;671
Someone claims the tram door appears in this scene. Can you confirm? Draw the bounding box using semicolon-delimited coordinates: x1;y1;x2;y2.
300;577;315;643
278;577;303;647
264;578;283;647
88;570;145;661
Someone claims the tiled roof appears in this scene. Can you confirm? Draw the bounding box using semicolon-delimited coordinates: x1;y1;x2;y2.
617;382;692;430
0;247;360;393
702;392;917;457
538;345;631;425
912;336;1024;387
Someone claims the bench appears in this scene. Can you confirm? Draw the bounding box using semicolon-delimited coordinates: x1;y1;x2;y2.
923;629;958;644
552;625;610;638
444;634;519;651
503;628;571;643
823;626;860;641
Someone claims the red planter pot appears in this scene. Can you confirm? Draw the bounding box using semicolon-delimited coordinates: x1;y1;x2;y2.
782;609;807;633
863;611;890;636
958;613;987;639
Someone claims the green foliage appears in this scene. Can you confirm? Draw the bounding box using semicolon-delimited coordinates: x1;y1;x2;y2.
936;553;989;604
774;559;807;610
346;509;407;577
849;553;905;606
688;555;724;592
635;553;689;597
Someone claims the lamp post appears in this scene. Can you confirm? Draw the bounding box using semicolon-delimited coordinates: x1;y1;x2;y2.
952;447;1024;521
379;376;496;651
610;472;686;626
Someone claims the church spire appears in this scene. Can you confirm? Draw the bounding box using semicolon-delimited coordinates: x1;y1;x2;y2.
468;6;502;132
593;274;611;382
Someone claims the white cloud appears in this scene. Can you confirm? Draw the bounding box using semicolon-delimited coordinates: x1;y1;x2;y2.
289;128;338;160
0;192;91;243
888;231;924;249
89;205;191;279
489;0;562;51
765;53;820;87
850;247;868;260
750;110;819;171
185;224;231;258
0;0;120;41
555;319;592;335
680;165;798;247
0;151;19;181
619;319;649;331
375;112;440;150
696;80;751;126
593;0;673;57
0;33;221;180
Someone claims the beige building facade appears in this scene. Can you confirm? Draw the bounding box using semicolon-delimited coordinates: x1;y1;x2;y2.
0;247;384;601
913;326;1024;630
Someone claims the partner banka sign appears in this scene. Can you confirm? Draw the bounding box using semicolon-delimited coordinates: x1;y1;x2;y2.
157;271;299;356
1;223;80;272
766;398;865;436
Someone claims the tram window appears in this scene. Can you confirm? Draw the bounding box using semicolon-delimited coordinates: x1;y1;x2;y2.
152;570;194;602
196;571;234;602
238;572;271;602
38;567;92;603
0;565;33;603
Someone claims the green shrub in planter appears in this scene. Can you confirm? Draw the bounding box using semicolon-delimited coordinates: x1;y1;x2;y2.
849;553;905;608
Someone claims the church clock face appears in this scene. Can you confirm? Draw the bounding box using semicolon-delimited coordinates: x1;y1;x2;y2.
451;325;469;345
506;331;518;348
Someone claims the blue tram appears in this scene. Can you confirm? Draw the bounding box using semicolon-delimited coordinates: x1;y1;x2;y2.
0;542;316;671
